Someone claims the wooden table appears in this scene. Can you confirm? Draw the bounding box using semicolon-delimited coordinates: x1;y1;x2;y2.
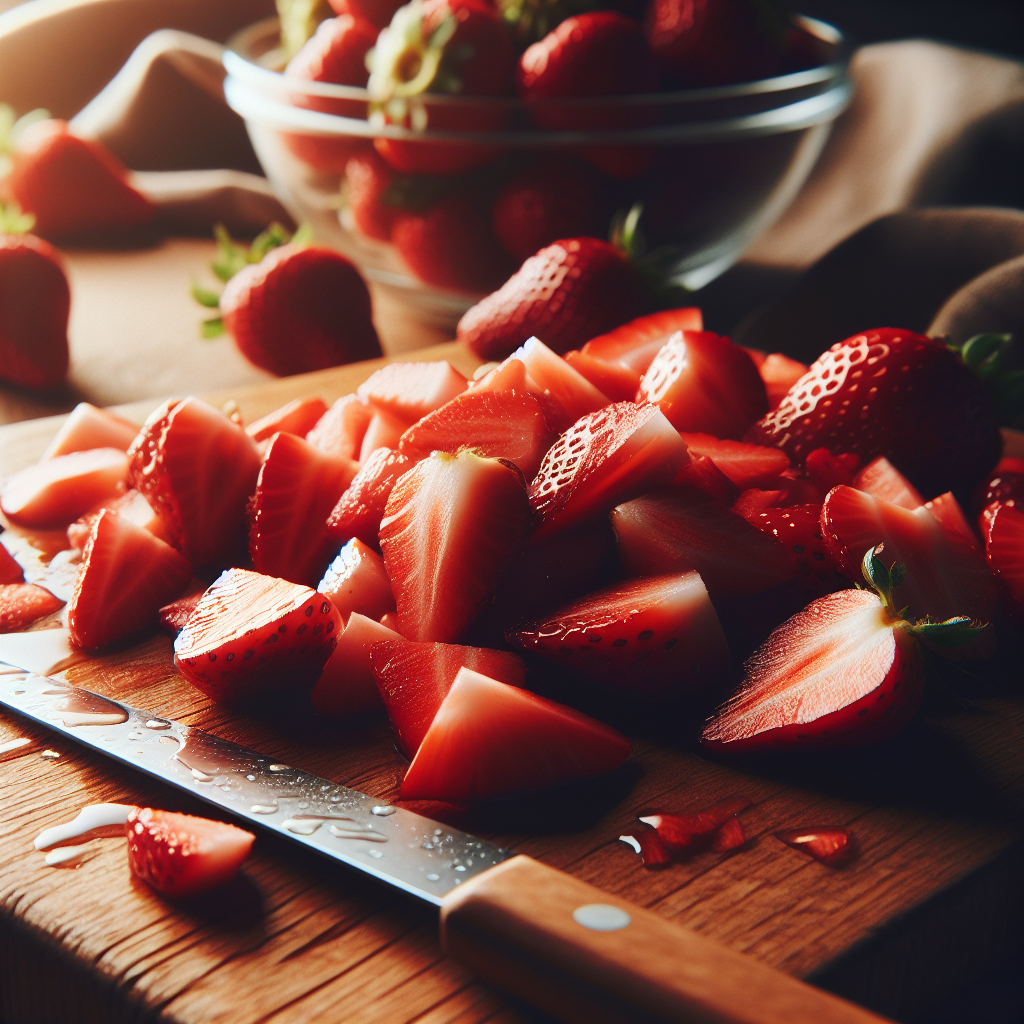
1;346;1022;1024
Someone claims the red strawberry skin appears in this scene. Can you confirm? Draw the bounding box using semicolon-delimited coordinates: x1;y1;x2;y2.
985;502;1024;622
456;238;649;361
0;545;24;585
286;14;376;85
220;244;381;376
749;503;848;598
0;233;70;390
0;583;64;632
326;446;413;549
344;150;398;242
745;328;1002;499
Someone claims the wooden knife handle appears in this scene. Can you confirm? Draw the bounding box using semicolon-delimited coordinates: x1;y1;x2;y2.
440;855;892;1024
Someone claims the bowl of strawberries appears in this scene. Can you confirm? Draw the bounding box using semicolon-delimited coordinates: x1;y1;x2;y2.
223;0;850;328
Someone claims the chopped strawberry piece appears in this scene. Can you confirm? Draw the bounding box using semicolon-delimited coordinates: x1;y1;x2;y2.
249;432;359;587
732;488;789;518
758;353;808;411
399;384;551;480
0;447;128;530
636;331;767;440
853;456;925;510
619;827;671;868
973;457;1024;534
69;509;193;651
158;589;204;637
318;538;395;623
469;356;529;395
985;503;1024;621
305;393;373;460
310;611;401;716
359;409;410;462
639;796;751;851
675;453;739;505
749;504;847;598
612;487;798;600
774;827;853;867
380;451;534;642
0;544;24;584
356;361;468;423
0;582;64;632
379;610;401;632
174;568;341;702
804;448;859;494
43;402;139;458
67;489;171;552
326;447;413;549
128;397;262;567
563;349;640;402
371;639;527;757
245;396;330;442
511;572;730;698
711;816;746;852
400;667;631;802
678;433;790;490
582;307;703;375
126;806;254;898
529;403;690;540
924;492;979;550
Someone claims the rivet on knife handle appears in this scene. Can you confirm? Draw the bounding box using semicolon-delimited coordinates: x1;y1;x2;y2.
440;856;893;1024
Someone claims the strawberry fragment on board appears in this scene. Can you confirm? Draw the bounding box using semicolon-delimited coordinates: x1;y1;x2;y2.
126;806;255;899
318;538;395;624
0;582;63;632
43;402;140;459
619;827;671;869
774;827;853;868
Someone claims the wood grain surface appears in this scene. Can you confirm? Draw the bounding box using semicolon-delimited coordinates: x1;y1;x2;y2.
2;346;1022;1024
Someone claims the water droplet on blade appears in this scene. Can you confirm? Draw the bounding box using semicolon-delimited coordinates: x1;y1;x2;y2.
283;818;322;836
251;804;278;815
144;719;170;730
371;805;396;816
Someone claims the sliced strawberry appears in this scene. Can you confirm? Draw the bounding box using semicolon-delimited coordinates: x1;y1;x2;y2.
311;611;402;716
249;432;359;587
67;488;171;552
804;448;859;495
637;331;767;440
675;453;739;505
612;487;797;600
125;806;254;899
639;796;750;852
563;349;641;402
749;504;847;598
380;451;534;642
853;456;924;510
469;356;529;395
0;544;24;584
581;307;703;375
174;568;341;702
69;509;193;651
820;485;998;625
245;397;329;443
128;397;262;567
711;816;746;852
305;393;373;460
732;488;789;519
529;402;690;541
678;433;790;490
758;353;808;411
985;503;1024;621
619;827;671;868
43;402;139;458
511;572;731;698
359;409;411;462
972;457;1024;535
924;492;978;550
370;639;527;757
325;447;413;549
158;589;204;638
356;360;468;423
0;583;64;632
318;538;395;623
0;447;128;530
400;667;631;801
399;385;551;480
774;827;853;867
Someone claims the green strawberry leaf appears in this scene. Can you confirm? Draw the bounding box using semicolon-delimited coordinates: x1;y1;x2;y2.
248;221;293;264
212;224;250;282
860;544;906;616
911;616;991;649
0;201;36;235
190;280;222;308
200;317;226;339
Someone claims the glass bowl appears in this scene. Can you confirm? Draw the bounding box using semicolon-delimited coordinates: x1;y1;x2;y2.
223;15;851;330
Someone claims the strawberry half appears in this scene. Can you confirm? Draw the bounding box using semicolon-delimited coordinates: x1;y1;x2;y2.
325;447;413;549
380;451;534;642
68;509;193;651
510;571;731;698
0;583;63;632
126;806;254;899
174;568;342;702
399;666;631;802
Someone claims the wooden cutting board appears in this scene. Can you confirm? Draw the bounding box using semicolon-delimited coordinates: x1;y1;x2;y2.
1;343;1022;1024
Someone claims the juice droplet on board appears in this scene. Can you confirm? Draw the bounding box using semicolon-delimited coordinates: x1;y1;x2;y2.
44;844;93;868
0;737;31;756
34;803;133;850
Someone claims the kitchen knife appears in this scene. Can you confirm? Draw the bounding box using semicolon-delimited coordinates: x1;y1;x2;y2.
0;666;891;1024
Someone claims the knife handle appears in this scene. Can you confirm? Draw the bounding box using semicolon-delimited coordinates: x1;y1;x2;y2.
440;855;892;1024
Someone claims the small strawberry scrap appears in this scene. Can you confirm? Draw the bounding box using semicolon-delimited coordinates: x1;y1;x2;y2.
620;795;750;868
774;827;854;868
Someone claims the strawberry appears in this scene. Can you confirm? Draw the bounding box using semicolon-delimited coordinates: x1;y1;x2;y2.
67;489;172;552
0;230;69;390
379;450;534;641
0;544;24;584
357;360;468;421
611;487;798;600
68;510;193;651
678;451;742;506
852;456;924;510
306;393;374;459
4;119;154;239
491;156;610;262
529;402;690;540
248;431;358;587
773;827;853;868
359;409;410;461
0;583;63;632
619;826;671;868
399;666;631;801
456;238;649;361
922;491;978;551
636;330;768;440
344;150;398;242
125;806;254;899
370;638;527;756
563;349;641;403
757;352;808;411
43;402;139;459
639;795;751;854
973;456;1024;534
311;611;402;716
711;815;746;852
701;550;989;754
748;503;847;598
318;537;396;623
174;568;342;702
326;446;413;548
0;448;129;530
678;433;790;490
157;589;204;638
333;0;404;28
581;307;703;377
128;397;262;568
745;328;1003;499
219;244;382;376
511;572;731;698
245;397;329;443
985;502;1024;622
399;384;551;479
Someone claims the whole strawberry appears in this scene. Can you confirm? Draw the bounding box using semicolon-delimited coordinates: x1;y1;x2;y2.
745;328;1002;500
456;237;649;360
